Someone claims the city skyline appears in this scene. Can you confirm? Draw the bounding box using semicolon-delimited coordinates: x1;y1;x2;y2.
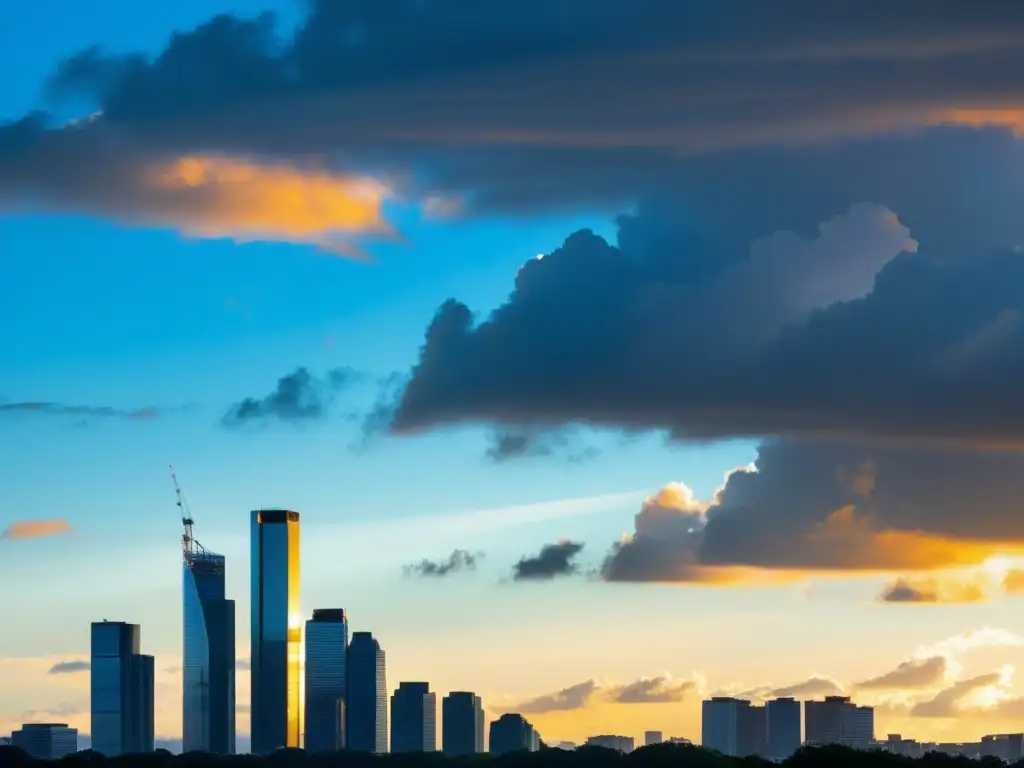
10;0;1024;756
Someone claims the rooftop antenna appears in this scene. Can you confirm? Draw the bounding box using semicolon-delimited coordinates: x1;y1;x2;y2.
170;464;205;562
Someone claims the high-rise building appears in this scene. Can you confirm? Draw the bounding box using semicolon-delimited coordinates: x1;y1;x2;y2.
347;632;387;753
250;509;301;754
391;682;437;753
489;714;539;756
645;731;664;746
182;538;235;754
90;621;154;756
11;724;78;759
766;697;802;760
304;609;349;753
702;697;764;757
805;697;874;750
585;735;635;753
442;692;484;756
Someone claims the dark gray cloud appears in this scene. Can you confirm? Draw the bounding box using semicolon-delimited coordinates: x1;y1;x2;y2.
7;2;1024;248
392;193;1024;448
608;676;699;704
856;657;947;690
223;366;360;426
484;429;600;464
599;438;1024;582
878;576;988;604
513;540;585;581
516;680;599;714
0;401;159;420
770;677;844;699
403;549;481;578
49;660;90;675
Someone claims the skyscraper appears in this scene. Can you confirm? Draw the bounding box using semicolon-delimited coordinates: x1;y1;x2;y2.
90;621;154;756
766;697;802;760
805;696;874;749
347;631;387;753
702;697;765;757
489;714;539;755
181;498;236;754
391;682;437;753
304;609;349;753
250;509;301;754
442;691;483;756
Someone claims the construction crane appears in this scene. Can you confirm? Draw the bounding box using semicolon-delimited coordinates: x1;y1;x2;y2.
170;464;205;562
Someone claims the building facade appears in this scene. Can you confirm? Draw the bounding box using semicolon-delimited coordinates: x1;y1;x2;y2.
391;682;437;753
702;698;741;756
11;724;78;759
90;621;154;756
805;697;874;750
585;735;635;753
250;509;301;754
766;697;802;760
182;549;236;754
489;714;539;756
304;609;349;752
645;731;664;746
347;631;388;753
442;692;484;756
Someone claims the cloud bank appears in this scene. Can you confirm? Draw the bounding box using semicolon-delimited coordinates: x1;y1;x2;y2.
1;520;74;541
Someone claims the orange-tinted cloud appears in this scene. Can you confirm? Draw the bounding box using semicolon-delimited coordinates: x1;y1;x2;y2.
0;519;74;541
145;155;394;256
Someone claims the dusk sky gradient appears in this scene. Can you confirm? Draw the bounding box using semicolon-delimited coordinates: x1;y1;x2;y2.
7;0;1024;752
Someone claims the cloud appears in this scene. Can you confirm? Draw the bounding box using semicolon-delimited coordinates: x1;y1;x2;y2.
11;1;1024;244
0;401;159;420
48;660;90;675
911;670;1012;718
599;438;1024;583
770;677;845;699
607;675;700;704
223;366;360;426
20;701;87;721
484;429;600;464
403;549;481;578
512;540;585;581
1;519;74;541
856;657;947;690
879;576;990;604
517;680;600;714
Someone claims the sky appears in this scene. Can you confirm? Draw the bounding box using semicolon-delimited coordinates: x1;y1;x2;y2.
8;0;1024;752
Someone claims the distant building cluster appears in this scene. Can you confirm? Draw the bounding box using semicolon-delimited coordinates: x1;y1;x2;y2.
702;695;871;759
880;733;1024;761
7;486;545;758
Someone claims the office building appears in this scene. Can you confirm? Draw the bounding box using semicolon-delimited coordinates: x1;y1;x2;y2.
805;697;874;750
645;731;664;746
250;509;301;754
391;682;437;753
305;609;349;753
585;735;635;753
90;621;154;756
11;724;78;759
702;697;765;757
489;714;539;755
347;631;388;753
981;734;1024;762
766;697;801;760
443;692;484;756
182;538;235;754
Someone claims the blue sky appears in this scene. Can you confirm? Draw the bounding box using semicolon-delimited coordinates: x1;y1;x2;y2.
6;0;1024;751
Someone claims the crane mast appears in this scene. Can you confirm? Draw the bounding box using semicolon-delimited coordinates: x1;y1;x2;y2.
170;464;205;562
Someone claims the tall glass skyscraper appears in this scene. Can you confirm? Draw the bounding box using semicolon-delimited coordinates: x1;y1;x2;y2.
90;621;154;756
442;692;483;756
250;509;301;754
347;632;387;753
304;609;348;752
182;548;236;753
391;682;437;753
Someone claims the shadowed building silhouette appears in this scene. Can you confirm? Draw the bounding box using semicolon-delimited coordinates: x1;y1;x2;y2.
304;609;348;752
11;724;77;759
442;692;484;756
766;697;801;760
90;621;154;756
391;682;437;753
347;632;388;753
490;714;539;755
